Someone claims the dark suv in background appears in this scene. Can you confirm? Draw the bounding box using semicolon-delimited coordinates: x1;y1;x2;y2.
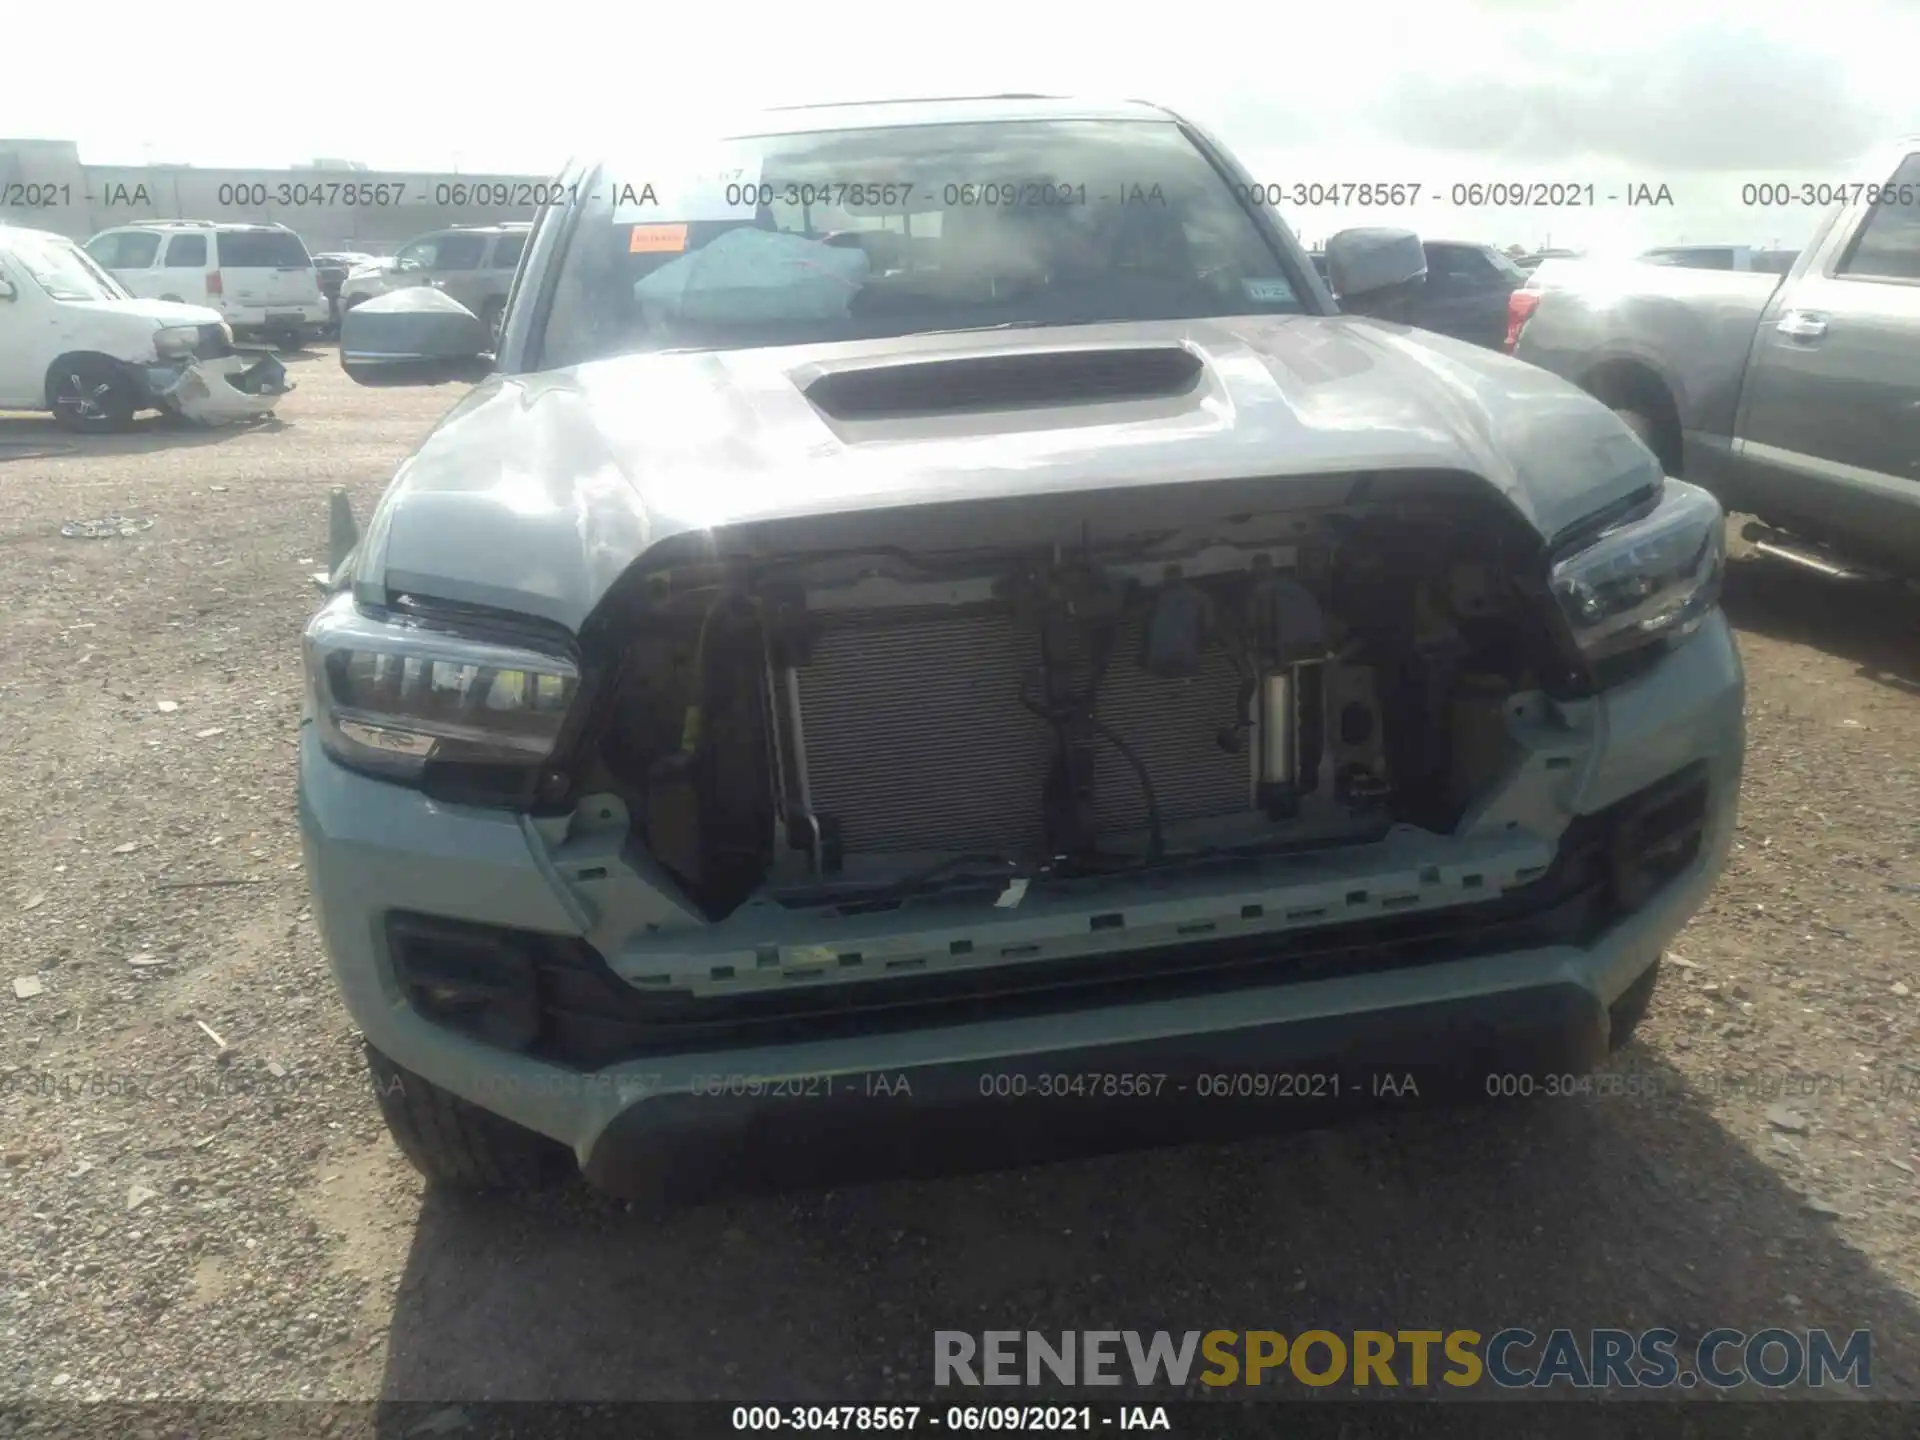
1411;240;1528;348
1320;238;1526;350
313;251;380;332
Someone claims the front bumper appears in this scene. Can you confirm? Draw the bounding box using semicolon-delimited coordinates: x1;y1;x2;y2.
299;615;1744;1195
143;354;292;426
578;980;1633;1197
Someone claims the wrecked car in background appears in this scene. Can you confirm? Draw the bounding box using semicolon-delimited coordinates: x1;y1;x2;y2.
0;224;291;432
305;97;1742;1201
1511;136;1920;579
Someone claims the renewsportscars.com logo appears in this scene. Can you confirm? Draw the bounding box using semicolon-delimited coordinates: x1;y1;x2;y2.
934;1328;1873;1391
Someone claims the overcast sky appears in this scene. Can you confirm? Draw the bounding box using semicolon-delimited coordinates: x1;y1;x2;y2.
6;0;1916;249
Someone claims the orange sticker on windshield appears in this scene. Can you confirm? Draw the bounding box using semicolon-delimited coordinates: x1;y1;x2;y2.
629;223;688;254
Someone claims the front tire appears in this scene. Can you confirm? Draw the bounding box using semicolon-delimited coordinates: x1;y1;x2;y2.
364;1043;573;1192
48;357;139;434
1613;406;1659;456
479;298;505;350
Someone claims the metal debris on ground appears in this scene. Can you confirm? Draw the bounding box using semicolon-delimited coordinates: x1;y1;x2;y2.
61;516;153;539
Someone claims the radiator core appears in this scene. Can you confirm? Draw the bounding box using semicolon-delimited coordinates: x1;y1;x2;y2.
786;609;1251;858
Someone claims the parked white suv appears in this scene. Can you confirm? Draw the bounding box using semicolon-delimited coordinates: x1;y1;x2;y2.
0;224;289;432
85;221;329;349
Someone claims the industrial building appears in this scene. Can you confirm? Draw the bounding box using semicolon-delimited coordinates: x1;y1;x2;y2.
0;139;546;253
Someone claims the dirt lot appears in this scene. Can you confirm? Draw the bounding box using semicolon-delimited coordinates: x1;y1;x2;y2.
1;355;1917;1407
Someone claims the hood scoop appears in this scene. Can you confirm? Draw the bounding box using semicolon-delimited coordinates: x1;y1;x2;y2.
803;345;1205;421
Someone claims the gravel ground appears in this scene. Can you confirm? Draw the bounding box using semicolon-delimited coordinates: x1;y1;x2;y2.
1;355;1917;1408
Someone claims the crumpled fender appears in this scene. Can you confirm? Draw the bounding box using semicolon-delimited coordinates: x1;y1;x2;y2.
157;353;294;426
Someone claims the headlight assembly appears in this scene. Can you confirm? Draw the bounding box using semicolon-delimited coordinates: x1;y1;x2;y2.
152;325;203;357
1550;478;1725;664
302;593;580;791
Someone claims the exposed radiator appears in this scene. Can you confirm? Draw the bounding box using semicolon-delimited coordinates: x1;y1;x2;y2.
784;609;1250;858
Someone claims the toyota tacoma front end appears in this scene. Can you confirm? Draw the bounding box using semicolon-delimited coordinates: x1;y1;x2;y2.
298;99;1742;1199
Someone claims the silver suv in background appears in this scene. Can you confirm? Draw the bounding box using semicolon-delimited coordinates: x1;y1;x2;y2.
338;224;528;346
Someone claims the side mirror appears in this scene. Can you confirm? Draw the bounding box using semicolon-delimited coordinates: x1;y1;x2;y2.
1324;227;1427;302
0;277;15;302
340;286;492;388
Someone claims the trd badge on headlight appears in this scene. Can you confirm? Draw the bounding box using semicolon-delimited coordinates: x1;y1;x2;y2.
302;592;579;786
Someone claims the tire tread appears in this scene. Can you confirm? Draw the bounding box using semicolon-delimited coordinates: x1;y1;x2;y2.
364;1044;568;1192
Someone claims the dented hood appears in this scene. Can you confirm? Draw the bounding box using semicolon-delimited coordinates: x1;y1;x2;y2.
360;315;1661;632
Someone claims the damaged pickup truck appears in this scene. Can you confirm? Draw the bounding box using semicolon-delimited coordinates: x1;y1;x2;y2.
1512;137;1920;579
0;224;290;432
305;97;1743;1199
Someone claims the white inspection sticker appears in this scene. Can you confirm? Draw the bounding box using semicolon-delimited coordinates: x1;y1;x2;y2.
611;145;763;224
995;877;1030;909
1243;278;1296;303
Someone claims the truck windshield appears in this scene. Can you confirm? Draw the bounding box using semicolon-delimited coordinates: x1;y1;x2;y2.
537;118;1307;368
6;232;129;302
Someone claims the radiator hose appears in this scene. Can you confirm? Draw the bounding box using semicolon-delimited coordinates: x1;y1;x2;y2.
1019;615;1166;860
1080;717;1166;860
